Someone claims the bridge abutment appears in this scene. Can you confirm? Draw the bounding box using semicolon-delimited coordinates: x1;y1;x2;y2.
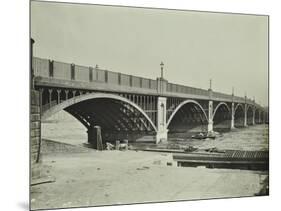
30;39;43;181
31;89;42;180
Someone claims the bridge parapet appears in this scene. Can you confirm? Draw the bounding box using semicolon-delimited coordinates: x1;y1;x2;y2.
167;82;209;97
33;57;264;109
33;57;158;91
213;91;236;102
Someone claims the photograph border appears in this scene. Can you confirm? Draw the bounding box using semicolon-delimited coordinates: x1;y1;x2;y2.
29;1;270;211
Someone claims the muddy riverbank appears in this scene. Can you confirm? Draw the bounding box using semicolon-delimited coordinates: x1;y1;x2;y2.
31;149;268;210
32;114;268;210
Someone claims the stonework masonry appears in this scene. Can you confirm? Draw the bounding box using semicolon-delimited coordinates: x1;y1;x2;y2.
31;89;42;180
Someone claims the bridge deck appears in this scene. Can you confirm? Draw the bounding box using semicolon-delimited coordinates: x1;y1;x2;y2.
33;57;260;107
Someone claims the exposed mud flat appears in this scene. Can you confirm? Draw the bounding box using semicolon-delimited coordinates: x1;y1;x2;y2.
31;150;267;210
34;113;268;210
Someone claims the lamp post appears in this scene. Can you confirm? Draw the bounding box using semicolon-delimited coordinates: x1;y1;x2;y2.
160;61;164;78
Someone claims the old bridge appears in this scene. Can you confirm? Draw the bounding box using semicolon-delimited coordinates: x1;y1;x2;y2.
32;57;267;146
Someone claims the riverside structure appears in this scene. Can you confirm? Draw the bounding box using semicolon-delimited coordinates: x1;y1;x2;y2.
32;56;268;147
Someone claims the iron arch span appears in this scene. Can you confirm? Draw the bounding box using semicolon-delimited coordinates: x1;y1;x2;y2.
167;100;208;134
246;105;254;125
254;109;260;124
212;102;231;131
42;93;157;143
234;103;244;127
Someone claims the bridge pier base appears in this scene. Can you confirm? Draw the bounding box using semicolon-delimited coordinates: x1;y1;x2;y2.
207;120;213;133
230;102;235;129
244;104;248;127
207;100;214;134
87;126;98;149
156;129;168;144
230;119;235;129
252;110;256;125
156;96;168;144
244;118;248;127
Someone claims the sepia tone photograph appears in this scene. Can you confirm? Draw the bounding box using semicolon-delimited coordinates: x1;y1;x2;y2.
30;1;269;210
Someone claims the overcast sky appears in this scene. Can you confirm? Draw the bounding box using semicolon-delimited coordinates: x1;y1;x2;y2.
31;1;268;106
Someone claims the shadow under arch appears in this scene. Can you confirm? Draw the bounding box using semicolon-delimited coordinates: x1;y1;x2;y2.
212;102;231;121
167;100;208;135
212;102;231;131
234;103;244;127
42;92;157;133
167;99;208;127
246;105;254;125
234;103;244;114
254;109;260;123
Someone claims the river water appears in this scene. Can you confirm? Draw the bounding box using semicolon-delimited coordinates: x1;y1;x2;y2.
42;111;269;152
168;125;269;151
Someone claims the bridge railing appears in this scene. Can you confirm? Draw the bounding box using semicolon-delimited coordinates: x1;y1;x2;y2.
53;61;71;80
75;64;90;82
33;57;261;107
33;57;158;90
167;83;209;97
212;91;233;101
166;82;255;104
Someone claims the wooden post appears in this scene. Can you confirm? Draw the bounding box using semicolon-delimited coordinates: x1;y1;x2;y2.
116;140;120;150
95;126;103;150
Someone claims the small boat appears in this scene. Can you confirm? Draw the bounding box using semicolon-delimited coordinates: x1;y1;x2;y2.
191;133;207;140
191;132;218;140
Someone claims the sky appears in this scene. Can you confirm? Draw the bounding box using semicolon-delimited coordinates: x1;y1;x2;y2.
31;1;268;106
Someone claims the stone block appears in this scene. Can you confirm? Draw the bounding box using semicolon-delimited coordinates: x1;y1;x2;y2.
30;137;40;145
30;129;40;137
31;105;40;113
31;144;40;154
30;121;40;129
30;114;40;121
30;89;42;179
31;152;39;163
